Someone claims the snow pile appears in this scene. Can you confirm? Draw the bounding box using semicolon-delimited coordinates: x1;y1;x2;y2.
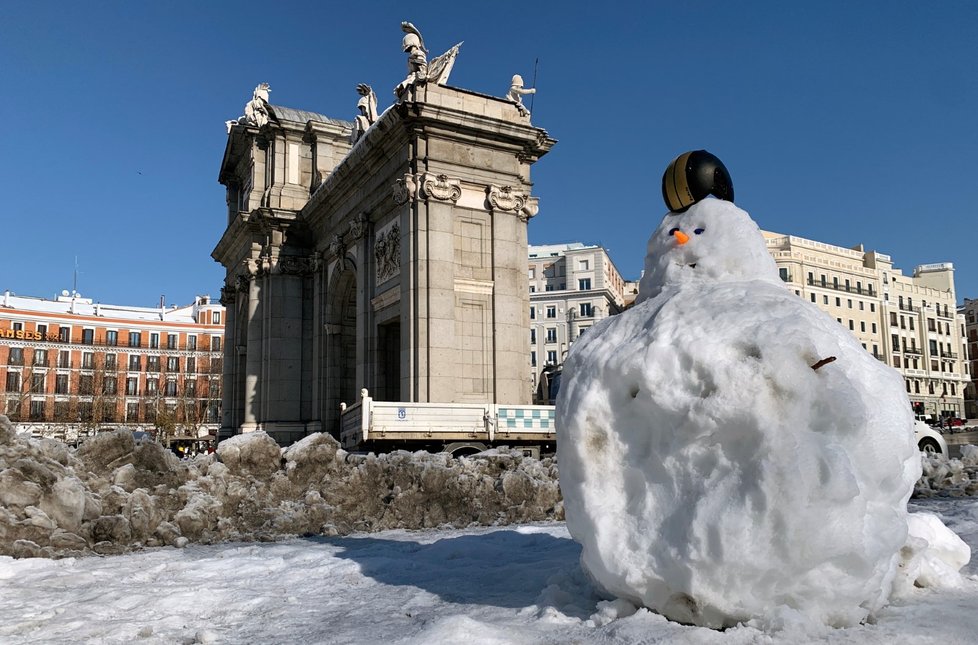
916;447;978;496
557;199;932;628
0;415;561;558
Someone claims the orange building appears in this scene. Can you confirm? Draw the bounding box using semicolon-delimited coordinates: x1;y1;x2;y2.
0;290;224;443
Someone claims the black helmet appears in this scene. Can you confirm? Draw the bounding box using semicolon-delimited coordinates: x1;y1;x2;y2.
661;150;734;213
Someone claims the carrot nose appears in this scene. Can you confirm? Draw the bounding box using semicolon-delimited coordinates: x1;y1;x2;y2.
673;230;690;245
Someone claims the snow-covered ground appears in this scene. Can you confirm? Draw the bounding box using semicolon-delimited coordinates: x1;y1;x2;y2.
1;497;977;644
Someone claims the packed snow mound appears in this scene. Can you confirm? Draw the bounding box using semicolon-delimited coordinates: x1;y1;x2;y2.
0;416;561;558
557;199;924;628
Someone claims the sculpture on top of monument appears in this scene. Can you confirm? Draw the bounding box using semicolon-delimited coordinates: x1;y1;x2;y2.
395;22;428;97
243;83;271;128
394;22;463;98
507;74;536;117
351;83;378;143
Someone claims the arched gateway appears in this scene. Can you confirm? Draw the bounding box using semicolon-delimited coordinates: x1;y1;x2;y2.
212;26;555;445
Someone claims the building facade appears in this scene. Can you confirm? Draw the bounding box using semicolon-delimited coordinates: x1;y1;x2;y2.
0;291;224;442
765;233;969;421
960;299;978;419
213;43;555;445
528;243;627;390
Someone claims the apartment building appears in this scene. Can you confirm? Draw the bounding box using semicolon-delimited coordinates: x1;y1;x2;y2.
0;290;224;442
960;299;978;418
764;233;968;421
528;243;627;390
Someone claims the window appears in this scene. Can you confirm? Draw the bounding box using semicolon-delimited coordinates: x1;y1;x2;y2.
810;294;816;303
29;400;45;420
165;380;178;397
860;321;866;332
870;303;876;313
59;326;70;342
894;356;902;368
530;329;536;343
859;301;864;311
529;286;535;293
891;334;900;350
82;328;94;345
546;350;558;365
187;335;197;351
909;318;915;331
578;259;590;271
529;307;535;320
847;299;852;309
129;331;141;348
530;351;537;367
546;306;556;319
167;357;180;372
848;320;854;331
30;373;44;392
104;377;117;395
211;337;221;351
578;278;591;290
150;333;159;349
33;349;48;366
835;297;841;307
55;374;69;394
529;268;535;279
823;295;829;305
82;352;95;369
580;302;593;317
5;372;20;392
872;323;877;333
185;380;197;397
128;355;141;371
186;357;196;374
167;334;178;349
8;347;24;365
545;284;554;292
146;378;159;395
890;312;898;326
546;328;557;343
779;268;789;282
126;378;139;396
105;354;117;370
79;375;93;395
213;312;221;324
37;324;47;338
58;350;70;368
147;356;160;372
127;402;138;420
929;340;938;354
106;330;118;346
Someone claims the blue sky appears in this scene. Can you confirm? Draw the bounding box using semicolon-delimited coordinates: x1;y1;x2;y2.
2;1;976;307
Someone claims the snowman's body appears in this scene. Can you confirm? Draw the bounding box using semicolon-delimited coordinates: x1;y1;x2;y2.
556;198;921;627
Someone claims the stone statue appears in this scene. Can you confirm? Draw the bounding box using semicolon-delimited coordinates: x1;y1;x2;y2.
428;42;462;85
507;75;536;117
395;22;428;97
243;83;271;128
351;83;378;143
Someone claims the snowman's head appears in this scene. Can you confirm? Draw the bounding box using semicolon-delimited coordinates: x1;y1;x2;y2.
636;198;782;302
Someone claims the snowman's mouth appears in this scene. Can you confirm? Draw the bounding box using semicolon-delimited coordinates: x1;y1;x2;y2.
688;263;697;268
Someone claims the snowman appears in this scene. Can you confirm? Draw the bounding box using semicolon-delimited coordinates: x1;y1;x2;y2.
556;151;936;628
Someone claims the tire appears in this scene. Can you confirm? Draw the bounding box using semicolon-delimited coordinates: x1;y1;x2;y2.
919;437;942;456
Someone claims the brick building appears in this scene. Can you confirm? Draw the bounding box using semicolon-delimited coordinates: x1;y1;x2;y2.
0;290;224;443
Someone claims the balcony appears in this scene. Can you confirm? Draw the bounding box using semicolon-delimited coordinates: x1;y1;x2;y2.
805;277;876;296
904;347;923;356
898;303;920;314
941;351;959;360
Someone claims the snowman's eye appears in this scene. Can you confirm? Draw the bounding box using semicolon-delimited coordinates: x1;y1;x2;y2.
668;227;680;236
694;228;705;235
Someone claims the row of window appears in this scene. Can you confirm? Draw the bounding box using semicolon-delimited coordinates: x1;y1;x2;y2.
805;272;876;296
529;303;595;320
809;292;877;314
530;350;559;367
5;398;220;423
530;325;592;345
905;379;957;397
3;371;218;397
4;348;217;373
6;321;220;349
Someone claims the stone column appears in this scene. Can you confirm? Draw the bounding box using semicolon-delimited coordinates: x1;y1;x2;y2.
243;268;263;432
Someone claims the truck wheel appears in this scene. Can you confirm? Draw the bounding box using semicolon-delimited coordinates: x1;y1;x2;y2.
919;437;942;456
443;442;487;457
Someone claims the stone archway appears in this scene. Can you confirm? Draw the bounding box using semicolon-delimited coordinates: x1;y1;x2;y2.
325;266;358;435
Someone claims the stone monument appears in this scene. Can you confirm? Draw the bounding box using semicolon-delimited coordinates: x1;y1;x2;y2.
213;23;556;445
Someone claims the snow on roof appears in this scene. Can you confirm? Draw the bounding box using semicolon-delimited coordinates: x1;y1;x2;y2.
0;292;217;324
269;105;353;129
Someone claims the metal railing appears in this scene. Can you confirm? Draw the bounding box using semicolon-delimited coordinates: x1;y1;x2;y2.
805;277;876;296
